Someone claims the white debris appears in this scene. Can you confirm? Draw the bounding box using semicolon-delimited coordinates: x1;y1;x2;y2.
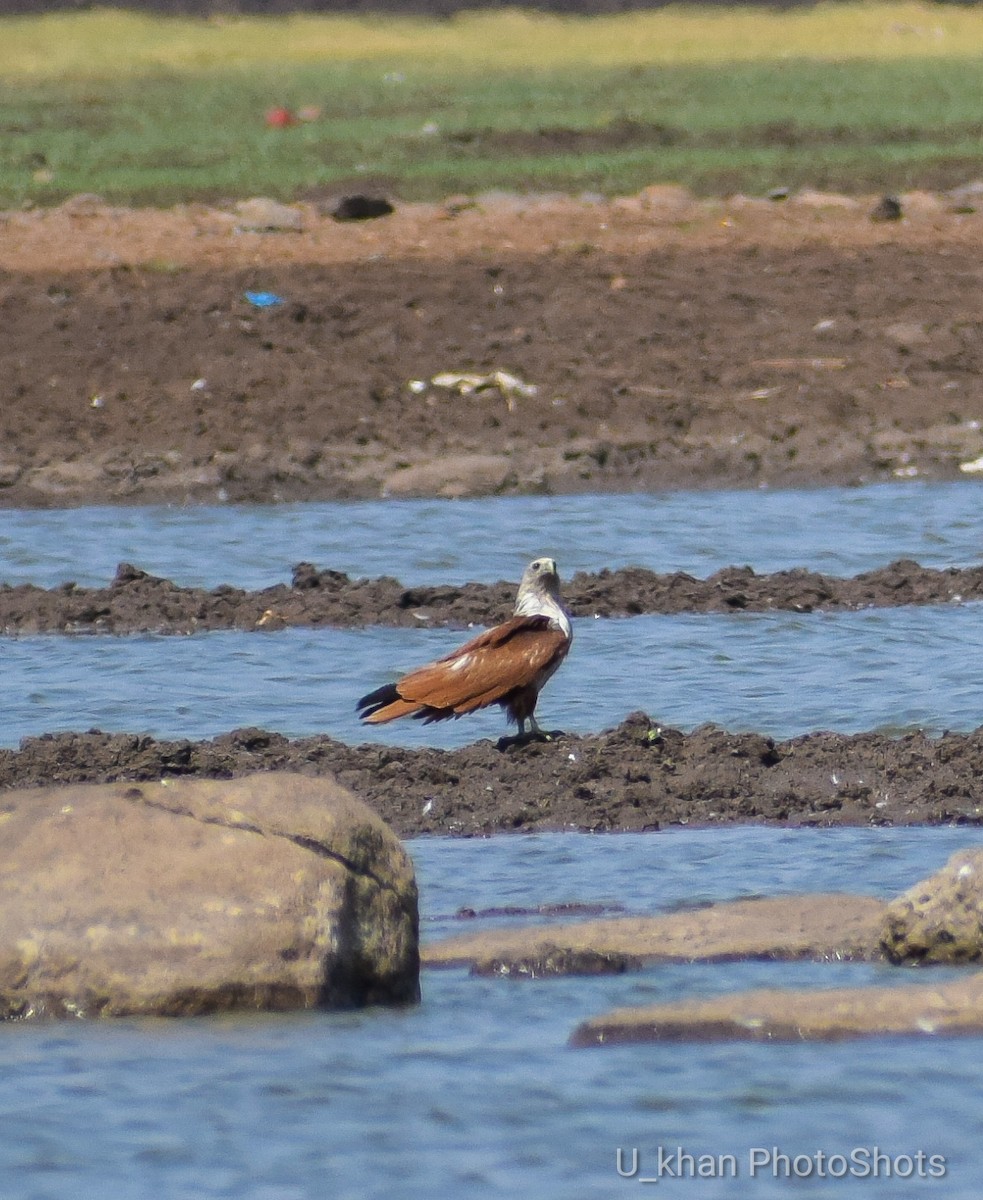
959;454;983;473
429;370;538;412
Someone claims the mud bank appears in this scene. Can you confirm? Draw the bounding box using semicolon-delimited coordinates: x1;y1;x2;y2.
7;193;983;506
2;558;980;634
3;715;983;836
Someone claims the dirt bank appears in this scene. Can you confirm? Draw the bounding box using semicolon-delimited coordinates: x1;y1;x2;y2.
2;558;982;634
6;190;983;507
3;715;982;836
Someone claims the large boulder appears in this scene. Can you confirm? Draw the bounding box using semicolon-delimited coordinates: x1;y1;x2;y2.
881;849;983;964
0;773;419;1018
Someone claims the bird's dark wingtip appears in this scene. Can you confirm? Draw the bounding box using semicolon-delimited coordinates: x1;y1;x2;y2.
356;682;400;719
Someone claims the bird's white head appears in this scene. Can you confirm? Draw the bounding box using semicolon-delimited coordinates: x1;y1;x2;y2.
514;557;571;636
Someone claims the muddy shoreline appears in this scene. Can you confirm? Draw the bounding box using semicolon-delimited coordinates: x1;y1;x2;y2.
3;716;983;835
2;558;981;634
7;192;983;507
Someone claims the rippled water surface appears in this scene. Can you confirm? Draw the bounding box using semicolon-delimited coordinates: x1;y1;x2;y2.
3;828;983;1200
4;485;983;1198
2;479;983;589
3;602;983;749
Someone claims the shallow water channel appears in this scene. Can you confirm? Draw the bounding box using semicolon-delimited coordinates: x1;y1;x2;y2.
3;483;983;1197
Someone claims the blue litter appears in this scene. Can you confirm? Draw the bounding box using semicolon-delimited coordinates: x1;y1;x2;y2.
244;291;285;308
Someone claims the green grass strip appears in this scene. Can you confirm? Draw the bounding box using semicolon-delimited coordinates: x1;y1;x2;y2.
3;5;983;205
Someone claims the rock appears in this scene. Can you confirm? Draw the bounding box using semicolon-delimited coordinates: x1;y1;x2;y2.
471;945;642;978
382;454;513;498
789;189;859;210
947;179;983;202
26;459;107;496
635;184;697;217
946;180;983;213
568;852;983;1045
880;849;983;964
423;894;886;968
899;190;945;216
331;195;395;221
233;198;304;233
571;974;983;1045
0;773;419;1018
57;193;107;217
882;321;930;347
870;195;903;222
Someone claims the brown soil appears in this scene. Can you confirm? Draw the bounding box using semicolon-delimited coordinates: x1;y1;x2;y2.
3;716;983;836
6;188;983;507
4;558;983;634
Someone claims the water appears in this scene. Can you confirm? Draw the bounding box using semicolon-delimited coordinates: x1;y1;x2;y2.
2;602;981;749
1;828;982;1200
1;478;982;590
4;484;983;1198
3;480;983;749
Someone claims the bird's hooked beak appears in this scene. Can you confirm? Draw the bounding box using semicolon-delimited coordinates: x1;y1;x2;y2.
529;556;558;578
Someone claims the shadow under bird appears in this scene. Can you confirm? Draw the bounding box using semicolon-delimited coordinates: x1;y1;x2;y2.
356;557;572;745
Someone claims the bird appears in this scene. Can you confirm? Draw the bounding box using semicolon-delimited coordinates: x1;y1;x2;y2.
356;557;572;744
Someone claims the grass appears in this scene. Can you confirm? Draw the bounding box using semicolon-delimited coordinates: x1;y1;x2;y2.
3;4;983;206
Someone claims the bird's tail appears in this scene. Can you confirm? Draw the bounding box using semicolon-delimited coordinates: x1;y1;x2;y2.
356;683;421;724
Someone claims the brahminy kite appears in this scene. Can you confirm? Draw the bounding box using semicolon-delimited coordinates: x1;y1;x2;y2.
357;557;572;742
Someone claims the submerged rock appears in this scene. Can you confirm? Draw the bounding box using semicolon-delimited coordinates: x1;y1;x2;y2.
423;894;886;969
0;773;419;1018
471;945;642;978
570;974;983;1045
554;850;983;1045
881;849;983;965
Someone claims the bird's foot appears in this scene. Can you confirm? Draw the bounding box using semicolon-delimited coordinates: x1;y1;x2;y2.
496;728;565;751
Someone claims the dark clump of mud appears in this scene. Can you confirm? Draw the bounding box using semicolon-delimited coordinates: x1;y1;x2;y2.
3;558;982;635
3;714;983;837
